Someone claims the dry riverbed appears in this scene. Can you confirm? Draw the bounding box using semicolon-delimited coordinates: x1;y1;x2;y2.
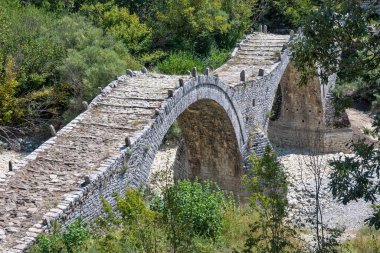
277;148;372;240
148;144;373;239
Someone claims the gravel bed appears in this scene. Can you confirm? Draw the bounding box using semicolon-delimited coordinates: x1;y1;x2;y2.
276;147;372;238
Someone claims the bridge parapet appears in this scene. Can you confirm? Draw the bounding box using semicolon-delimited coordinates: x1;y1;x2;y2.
0;31;351;252
0;72;250;252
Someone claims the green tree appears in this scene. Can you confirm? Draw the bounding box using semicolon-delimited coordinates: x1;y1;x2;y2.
254;0;317;29
81;2;152;54
291;0;379;88
242;146;298;253
215;0;257;49
30;219;90;253
155;0;252;55
330;115;380;229
291;0;380;229
0;55;23;124
92;189;162;253
0;3;139;131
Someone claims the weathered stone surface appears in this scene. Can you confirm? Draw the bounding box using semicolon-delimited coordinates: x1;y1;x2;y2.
0;32;351;252
268;63;352;152
49;125;56;137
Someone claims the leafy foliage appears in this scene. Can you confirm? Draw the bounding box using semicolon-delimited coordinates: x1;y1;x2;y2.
291;0;380;92
242;145;298;253
31;184;257;252
81;2;152;55
253;0;318;30
30;219;90;253
0;0;260;138
0;55;23;124
91;189;162;253
162;179;226;251
157;51;206;75
291;1;380;231
157;48;230;75
154;0;256;55
0;3;140;134
329;135;380;229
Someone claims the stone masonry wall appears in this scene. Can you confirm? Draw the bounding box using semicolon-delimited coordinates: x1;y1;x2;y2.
42;43;293;239
268;63;352;152
0;32;351;252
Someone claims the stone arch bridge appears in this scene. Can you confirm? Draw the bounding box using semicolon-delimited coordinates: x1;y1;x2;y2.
0;32;352;252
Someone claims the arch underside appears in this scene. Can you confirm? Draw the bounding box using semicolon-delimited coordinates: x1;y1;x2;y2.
174;99;242;193
131;77;247;195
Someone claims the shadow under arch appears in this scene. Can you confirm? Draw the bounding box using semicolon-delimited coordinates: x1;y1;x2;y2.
127;76;247;194
173;98;243;192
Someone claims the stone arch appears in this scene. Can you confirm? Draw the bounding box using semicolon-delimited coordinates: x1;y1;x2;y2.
126;76;247;193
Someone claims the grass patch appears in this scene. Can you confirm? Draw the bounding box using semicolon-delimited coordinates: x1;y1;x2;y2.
207;48;230;70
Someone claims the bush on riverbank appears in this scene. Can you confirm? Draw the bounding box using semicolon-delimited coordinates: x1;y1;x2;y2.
30;181;254;253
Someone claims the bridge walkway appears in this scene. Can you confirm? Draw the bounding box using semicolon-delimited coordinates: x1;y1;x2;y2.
215;33;289;85
0;32;289;252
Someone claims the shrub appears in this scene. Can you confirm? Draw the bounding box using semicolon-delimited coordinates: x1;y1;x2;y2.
153;0;254;55
0;55;23;124
162;121;182;146
30;219;90;253
0;4;140;132
81;2;153;55
59;46;127;100
162;179;225;251
139;50;167;67
344;226;380;253
92;189;163;253
62;219;90;252
157;51;205;75
155;0;230;54
207;48;230;70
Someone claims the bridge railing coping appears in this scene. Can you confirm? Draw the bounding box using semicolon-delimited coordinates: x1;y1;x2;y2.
6;32;291;252
0;29;292;187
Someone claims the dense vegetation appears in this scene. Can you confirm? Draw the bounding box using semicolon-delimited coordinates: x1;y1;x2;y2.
30;180;253;253
0;0;252;141
0;0;329;144
29;147;290;253
2;0;380;252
